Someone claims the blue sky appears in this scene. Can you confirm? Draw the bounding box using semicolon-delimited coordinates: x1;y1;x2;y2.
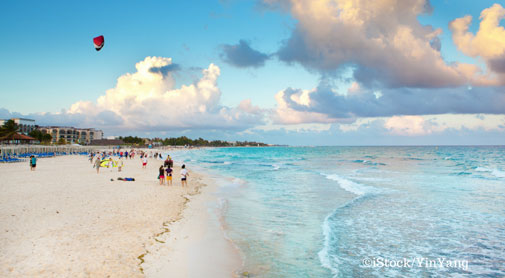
1;0;305;112
1;0;504;145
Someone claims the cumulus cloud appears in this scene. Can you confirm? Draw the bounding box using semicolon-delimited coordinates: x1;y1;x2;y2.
273;87;337;124
264;0;485;87
450;3;505;82
273;83;505;124
2;57;265;133
384;115;432;136
247;115;505;145
220;40;271;68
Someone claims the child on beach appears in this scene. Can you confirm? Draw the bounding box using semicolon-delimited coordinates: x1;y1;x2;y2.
158;165;165;185
165;166;173;186
180;164;189;187
142;156;148;169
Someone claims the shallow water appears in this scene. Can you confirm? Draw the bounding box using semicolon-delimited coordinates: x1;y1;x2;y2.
171;146;505;277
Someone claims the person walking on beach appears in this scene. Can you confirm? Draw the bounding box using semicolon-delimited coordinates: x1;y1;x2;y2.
168;156;173;168
180;164;189;187
95;156;101;174
118;157;124;172
166;166;173;186
142;156;148;169
29;155;37;171
158;165;165;185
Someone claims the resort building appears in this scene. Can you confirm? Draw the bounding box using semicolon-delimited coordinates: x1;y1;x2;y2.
38;126;103;145
0;118;36;135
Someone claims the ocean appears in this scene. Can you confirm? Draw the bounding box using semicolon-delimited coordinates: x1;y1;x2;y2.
171;146;505;277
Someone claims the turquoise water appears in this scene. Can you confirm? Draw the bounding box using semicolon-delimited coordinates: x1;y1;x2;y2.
172;146;505;277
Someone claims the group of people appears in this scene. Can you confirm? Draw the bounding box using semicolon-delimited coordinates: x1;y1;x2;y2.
90;150;190;186
158;164;188;186
115;149;135;159
90;152;124;174
157;155;189;186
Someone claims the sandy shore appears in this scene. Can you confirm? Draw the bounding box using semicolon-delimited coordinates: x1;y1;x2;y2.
0;153;239;277
142;171;242;278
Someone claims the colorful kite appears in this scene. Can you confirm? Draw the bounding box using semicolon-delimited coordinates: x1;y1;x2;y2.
93;35;104;51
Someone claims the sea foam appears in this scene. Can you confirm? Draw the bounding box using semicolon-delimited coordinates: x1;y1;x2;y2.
475;167;505;178
318;214;340;278
319;174;383;276
324;174;381;196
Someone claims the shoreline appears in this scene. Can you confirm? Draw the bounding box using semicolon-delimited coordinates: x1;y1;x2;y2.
0;152;239;277
142;170;243;278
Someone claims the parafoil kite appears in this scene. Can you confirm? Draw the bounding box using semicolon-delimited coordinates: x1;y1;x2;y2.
93;35;105;51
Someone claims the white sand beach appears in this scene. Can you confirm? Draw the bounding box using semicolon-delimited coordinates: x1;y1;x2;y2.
0;153;240;277
142;172;242;278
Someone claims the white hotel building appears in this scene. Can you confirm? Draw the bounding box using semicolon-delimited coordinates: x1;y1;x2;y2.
0;118;36;135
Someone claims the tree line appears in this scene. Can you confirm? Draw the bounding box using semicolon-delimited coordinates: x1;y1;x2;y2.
1;120;268;147
119;135;269;147
29;129;53;143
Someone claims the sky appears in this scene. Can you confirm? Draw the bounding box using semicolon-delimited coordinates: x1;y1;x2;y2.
0;0;504;145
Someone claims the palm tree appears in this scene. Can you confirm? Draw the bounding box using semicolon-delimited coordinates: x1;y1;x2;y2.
0;119;20;140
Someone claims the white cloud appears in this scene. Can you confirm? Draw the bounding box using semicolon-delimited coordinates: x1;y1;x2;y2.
449;3;505;83
335;114;505;137
2;57;265;133
450;4;505;59
268;0;486;87
384;115;432;136
272;81;505;125
65;57;264;131
272;88;338;124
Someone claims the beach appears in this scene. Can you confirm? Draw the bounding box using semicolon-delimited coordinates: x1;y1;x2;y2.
2;146;504;277
0;152;240;277
142;170;242;278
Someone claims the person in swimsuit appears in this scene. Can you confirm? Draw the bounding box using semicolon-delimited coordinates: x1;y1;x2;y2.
180;164;189;187
142;156;148;169
159;165;165;185
165;166;173;186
